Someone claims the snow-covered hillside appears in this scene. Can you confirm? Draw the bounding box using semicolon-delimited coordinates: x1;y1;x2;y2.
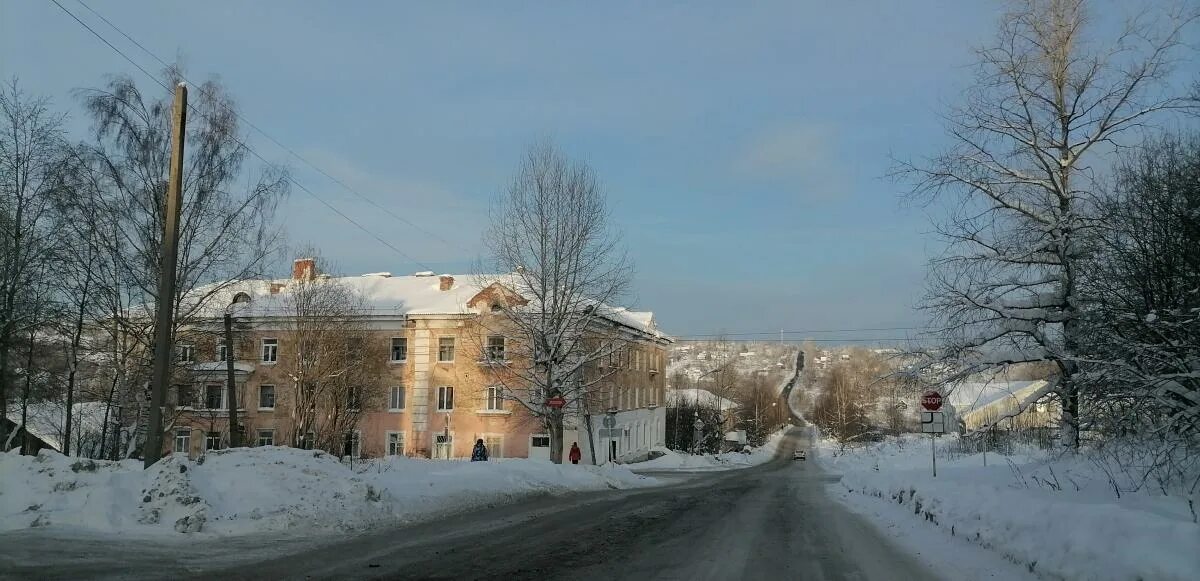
815;434;1200;581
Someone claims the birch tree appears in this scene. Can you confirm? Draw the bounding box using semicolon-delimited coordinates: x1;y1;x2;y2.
77;65;288;455
0;79;67;450
897;0;1196;448
481;141;633;464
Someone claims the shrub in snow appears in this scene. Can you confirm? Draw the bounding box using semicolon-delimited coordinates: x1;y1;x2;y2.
817;435;1200;581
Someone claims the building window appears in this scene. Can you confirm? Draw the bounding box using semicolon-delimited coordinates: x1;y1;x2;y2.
486;335;505;361
259;385;275;410
531;435;550;448
176;343;195;363
483;435;503;459
204;384;224;410
387;431;405;456
348;386;363;411
389;385;406;411
217;342;228;362
438;337;455;362
297;431;314;450
390;337;408;362
174;429;191;454
343;431;361;458
261;338;278;363
434;434;453;459
176;385;194;408
205;431;222;451
437;386;454;411
486;386;504;411
257;429;274;447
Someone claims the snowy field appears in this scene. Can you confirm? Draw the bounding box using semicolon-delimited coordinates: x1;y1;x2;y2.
0;447;656;537
815;433;1200;581
633;429;787;471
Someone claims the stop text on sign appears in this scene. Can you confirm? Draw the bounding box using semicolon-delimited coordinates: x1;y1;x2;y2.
921;390;943;411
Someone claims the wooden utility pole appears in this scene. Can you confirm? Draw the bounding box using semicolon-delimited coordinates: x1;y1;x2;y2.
143;83;187;468
224;311;240;447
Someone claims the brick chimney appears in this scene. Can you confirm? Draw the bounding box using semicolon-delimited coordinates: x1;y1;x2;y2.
292;258;317;280
439;274;454;291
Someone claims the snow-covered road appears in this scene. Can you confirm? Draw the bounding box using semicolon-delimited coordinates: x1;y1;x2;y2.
0;430;998;580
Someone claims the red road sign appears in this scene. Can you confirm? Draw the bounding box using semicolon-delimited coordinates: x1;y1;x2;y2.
547;396;566;409
921;390;943;411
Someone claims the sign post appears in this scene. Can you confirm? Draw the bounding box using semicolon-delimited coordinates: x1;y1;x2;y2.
920;390;945;477
602;413;616;464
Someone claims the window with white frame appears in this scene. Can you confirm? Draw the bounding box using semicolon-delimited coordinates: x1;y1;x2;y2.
174;429;191;454
437;386;454;411
347;386;363;411
390;337;408;362
217;341;228;362
204;384;224;410
257;429;274;447
485;386;504;411
386;431;405;456
485;335;505;361
258;385;275;410
438;337;455;362
205;431;222;451
389;385;406;411
261;338;278;363
483;435;503;459
176;343;195;363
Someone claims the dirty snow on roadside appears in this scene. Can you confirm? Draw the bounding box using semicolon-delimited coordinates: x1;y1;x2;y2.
633;429;788;471
815;434;1200;581
0;446;656;537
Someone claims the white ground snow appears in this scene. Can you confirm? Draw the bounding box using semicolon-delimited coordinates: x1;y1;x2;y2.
0;446;656;537
633;429;787;471
815;434;1200;581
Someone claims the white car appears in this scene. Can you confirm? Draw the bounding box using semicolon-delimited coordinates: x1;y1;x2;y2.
793;450;806;460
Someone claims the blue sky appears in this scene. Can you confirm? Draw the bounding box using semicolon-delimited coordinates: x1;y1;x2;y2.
3;1;1004;340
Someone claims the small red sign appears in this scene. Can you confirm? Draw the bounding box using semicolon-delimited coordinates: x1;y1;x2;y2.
921;390;943;411
546;396;566;409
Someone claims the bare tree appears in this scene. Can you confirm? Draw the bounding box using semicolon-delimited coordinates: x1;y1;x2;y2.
0;79;68;451
1085;132;1200;436
76;65;289;456
896;0;1196;449
279;262;385;455
481;141;633;464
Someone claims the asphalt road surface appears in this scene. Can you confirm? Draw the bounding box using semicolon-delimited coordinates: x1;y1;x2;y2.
0;429;937;581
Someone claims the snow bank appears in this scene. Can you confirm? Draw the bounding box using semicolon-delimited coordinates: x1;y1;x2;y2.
0;447;656;536
634;429;787;471
816;435;1200;581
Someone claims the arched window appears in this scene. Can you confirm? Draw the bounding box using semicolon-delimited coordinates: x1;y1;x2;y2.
232;292;252;304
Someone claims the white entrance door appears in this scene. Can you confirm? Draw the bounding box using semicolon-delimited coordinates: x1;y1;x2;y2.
434;434;453;459
529;434;551;461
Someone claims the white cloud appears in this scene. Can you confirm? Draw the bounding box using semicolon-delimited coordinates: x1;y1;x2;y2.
734;124;847;199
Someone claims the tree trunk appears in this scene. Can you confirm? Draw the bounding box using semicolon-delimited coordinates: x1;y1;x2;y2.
20;329;34;455
0;338;9;450
549;412;564;464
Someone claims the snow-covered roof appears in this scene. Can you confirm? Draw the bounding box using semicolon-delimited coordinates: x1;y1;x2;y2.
947;379;1048;413
666;388;739;410
5;401;110;452
183;273;669;340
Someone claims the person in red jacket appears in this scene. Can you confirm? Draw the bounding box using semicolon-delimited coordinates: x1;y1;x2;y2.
568;442;582;464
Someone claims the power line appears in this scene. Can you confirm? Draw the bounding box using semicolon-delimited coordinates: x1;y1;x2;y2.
49;0;439;272
73;0;471;256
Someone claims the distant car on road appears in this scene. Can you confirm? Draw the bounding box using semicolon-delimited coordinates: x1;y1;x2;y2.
793;450;806;461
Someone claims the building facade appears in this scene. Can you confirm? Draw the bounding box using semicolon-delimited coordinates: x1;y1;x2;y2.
166;259;670;464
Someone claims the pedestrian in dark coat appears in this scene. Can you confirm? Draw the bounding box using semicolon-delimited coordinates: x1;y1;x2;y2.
568;442;582;464
471;439;489;461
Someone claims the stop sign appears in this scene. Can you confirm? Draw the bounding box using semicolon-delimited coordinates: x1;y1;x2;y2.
921;390;943;411
546;396;566;409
